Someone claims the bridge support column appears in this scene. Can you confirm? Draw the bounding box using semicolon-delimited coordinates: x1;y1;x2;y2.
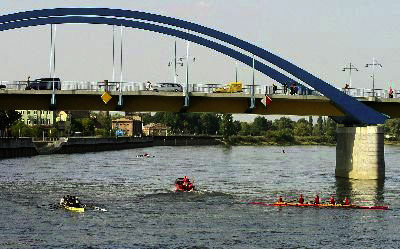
336;126;385;180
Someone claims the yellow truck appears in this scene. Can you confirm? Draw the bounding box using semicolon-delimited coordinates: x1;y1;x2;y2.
214;82;243;93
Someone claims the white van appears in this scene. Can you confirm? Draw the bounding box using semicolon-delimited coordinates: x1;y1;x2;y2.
150;82;183;92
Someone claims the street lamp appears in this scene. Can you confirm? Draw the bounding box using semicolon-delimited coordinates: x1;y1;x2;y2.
365;58;382;97
342;62;358;88
168;41;196;107
167;40;183;83
235;61;238;82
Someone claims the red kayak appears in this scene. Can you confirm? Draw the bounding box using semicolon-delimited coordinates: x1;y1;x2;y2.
249;202;389;210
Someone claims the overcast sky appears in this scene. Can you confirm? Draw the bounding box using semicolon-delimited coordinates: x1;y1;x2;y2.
1;0;399;91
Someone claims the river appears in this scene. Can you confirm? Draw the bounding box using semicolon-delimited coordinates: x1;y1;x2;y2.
0;145;399;248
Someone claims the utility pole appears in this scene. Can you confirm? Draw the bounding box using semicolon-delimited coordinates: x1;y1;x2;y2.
342;62;358;88
366;58;382;97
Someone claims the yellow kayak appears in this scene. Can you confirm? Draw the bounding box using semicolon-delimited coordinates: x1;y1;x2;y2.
62;204;85;212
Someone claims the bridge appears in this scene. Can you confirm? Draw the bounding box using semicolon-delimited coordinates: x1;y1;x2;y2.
1;84;400;118
0;8;394;180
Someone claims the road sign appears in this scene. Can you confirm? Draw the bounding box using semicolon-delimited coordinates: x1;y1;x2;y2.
101;92;112;104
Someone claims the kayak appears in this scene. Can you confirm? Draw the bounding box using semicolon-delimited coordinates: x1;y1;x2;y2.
61;204;85;213
59;195;85;212
249;202;389;210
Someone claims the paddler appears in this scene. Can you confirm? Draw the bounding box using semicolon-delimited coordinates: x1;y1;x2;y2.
330;195;335;205
298;194;304;204
345;197;350;205
314;194;320;204
278;196;283;203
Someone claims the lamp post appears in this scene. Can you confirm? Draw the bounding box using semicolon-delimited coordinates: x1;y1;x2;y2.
181;41;195;107
168;40;184;83
235;61;238;82
342;62;358;88
365;58;382;97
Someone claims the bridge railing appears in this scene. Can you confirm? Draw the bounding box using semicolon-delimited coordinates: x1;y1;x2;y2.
341;87;399;99
2;80;399;99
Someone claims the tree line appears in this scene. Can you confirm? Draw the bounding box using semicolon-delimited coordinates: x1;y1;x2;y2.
2;110;400;145
143;112;337;145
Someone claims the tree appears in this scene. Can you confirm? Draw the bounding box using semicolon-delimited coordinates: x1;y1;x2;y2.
324;117;337;138
95;112;112;131
294;118;312;136
251;116;272;135
219;114;236;139
313;116;324;136
384;118;400;140
0;110;22;136
81;118;95;136
272;117;294;130
200;113;220;135
239;122;252;136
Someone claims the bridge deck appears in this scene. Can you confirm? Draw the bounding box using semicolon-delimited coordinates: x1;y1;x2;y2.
0;90;399;117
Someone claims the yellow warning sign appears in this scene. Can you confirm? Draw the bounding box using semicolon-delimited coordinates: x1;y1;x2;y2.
101;92;112;104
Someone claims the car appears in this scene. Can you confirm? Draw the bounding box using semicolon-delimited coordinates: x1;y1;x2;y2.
0;84;6;89
214;82;243;93
150;82;183;92
25;78;61;90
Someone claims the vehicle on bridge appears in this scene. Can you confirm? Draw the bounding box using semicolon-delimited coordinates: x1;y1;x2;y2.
214;82;243;93
150;82;183;92
25;77;61;90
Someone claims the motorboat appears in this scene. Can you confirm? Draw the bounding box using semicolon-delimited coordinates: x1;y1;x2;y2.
175;176;195;192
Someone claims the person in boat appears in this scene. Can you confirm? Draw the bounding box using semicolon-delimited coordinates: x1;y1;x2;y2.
278;196;283;203
345;197;350;205
298;194;304;204
330;195;335;205
314;194;320;204
60;195;84;208
176;176;195;192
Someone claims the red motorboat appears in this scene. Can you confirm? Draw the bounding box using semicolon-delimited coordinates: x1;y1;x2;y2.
175;176;195;192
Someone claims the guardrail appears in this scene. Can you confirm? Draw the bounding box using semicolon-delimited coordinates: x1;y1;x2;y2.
1;80;397;99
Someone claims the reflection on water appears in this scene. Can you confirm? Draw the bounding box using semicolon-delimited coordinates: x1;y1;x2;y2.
335;177;385;205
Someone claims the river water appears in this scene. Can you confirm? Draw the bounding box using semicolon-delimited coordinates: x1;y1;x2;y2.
0;145;399;248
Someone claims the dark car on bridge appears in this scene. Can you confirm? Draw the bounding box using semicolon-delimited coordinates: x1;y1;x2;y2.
25;78;61;90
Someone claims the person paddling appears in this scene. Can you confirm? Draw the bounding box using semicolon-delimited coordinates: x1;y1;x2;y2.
345;197;350;205
278;196;283;203
314;194;320;205
298;194;304;204
330;195;335;205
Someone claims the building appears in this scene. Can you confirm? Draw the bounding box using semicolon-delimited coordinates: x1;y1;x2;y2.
18;110;56;126
143;123;169;136
112;116;142;136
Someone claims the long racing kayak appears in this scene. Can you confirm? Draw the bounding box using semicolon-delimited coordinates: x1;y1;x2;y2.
249;202;389;210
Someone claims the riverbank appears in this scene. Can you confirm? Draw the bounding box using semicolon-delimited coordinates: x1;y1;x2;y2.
225;135;336;146
0;138;38;158
0;135;223;159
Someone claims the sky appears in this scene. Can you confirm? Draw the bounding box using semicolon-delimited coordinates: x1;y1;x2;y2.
0;0;399;122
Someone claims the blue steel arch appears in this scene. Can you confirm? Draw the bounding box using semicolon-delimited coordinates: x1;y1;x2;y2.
0;8;387;124
0;17;300;90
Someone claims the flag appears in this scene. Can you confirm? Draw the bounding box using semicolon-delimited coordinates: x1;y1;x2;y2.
261;95;272;107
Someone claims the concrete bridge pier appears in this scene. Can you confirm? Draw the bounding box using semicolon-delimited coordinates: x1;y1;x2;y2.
336;126;385;180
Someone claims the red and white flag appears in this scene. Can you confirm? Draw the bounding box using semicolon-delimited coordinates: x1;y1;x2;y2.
261;95;272;107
